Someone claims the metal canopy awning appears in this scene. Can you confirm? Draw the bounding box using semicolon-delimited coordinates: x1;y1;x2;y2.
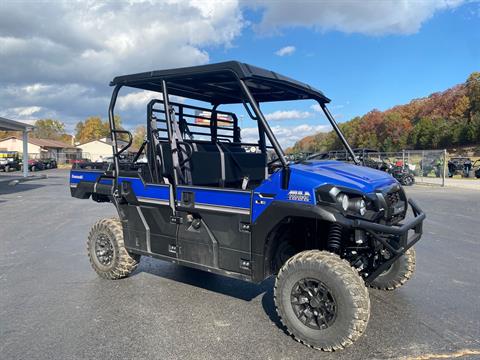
0;117;34;178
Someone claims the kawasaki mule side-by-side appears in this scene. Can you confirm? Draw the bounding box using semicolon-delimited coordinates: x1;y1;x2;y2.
70;61;425;351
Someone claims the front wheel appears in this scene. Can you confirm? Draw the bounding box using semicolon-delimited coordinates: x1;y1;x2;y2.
4;165;9;172
87;217;140;279
369;248;416;290
274;250;370;351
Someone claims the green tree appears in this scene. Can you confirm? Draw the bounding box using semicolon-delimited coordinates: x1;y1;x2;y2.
409;117;436;149
32;119;66;140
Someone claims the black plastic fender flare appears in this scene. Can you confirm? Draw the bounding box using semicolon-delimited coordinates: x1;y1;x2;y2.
250;200;343;282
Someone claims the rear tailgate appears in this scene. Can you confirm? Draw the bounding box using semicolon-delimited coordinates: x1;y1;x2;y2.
70;163;113;199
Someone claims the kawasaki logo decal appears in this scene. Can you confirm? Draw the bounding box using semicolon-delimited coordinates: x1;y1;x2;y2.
288;190;311;202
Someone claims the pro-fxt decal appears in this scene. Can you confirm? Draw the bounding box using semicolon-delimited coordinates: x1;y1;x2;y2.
288;190;311;202
71;174;84;180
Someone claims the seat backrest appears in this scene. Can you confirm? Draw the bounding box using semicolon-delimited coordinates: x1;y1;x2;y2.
157;141;174;181
156;140;266;188
224;151;266;187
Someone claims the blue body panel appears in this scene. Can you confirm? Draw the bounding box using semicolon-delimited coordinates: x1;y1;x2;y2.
70;170;110;184
70;170;170;201
177;186;251;211
121;177;169;201
250;160;398;222
70;160;397;222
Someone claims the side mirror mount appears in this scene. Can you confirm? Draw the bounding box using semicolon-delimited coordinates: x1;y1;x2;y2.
281;166;291;190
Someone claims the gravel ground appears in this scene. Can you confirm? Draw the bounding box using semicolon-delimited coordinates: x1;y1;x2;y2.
1;169;479;360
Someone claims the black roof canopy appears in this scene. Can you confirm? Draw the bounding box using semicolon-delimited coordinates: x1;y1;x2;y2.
111;61;330;105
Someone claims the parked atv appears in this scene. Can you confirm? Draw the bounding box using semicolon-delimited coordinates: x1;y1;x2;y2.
42;158;57;169
0;151;22;172
69;61;425;351
372;158;415;186
448;157;472;177
473;160;480;179
27;159;45;172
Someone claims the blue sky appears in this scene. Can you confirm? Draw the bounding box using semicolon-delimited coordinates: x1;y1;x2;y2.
213;3;480;130
0;0;479;147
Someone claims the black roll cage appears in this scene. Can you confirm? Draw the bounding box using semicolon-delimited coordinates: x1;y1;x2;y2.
107;72;358;189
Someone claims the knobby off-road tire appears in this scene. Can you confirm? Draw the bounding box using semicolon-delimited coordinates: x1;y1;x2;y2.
401;174;415;186
87;217;140;280
274;250;370;351
369;247;416;291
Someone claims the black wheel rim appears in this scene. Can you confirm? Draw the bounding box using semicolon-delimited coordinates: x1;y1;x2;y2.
94;234;114;266
290;278;337;330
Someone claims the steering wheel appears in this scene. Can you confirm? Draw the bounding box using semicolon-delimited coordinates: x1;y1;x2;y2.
267;156;284;172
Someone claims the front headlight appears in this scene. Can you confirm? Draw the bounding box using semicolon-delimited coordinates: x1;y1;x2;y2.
336;193;349;211
317;186;375;217
337;193;366;215
352;198;367;215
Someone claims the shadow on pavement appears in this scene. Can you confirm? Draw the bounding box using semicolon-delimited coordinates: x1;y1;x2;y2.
261;280;288;332
0;183;47;196
135;258;273;302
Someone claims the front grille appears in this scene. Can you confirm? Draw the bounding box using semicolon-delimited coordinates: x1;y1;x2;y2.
386;191;401;207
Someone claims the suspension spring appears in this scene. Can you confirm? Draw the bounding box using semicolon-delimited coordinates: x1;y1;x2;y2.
327;223;343;254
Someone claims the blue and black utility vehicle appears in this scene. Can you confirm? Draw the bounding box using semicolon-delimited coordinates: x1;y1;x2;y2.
70;61;425;351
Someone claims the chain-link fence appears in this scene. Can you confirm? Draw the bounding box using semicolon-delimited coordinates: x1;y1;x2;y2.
31;151;92;165
310;149;448;186
360;150;447;186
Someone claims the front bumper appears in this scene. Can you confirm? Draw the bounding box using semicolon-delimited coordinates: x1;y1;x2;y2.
339;198;425;282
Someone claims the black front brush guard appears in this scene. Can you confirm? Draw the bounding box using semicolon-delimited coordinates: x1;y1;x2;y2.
347;199;425;282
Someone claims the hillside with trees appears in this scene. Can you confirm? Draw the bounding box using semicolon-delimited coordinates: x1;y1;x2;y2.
288;72;480;154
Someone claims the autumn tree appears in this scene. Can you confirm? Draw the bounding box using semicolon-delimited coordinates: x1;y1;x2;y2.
132;125;146;149
466;72;480;115
75;115;124;143
0;130;21;139
289;71;480;153
75;116;108;143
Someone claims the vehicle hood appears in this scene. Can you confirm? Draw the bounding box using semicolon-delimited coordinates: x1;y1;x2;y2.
290;160;398;193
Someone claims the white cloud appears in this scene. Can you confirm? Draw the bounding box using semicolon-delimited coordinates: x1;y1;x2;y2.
242;123;330;148
117;91;159;111
275;45;296;56
13;106;43;116
253;0;464;35
117;90;186;111
0;0;244;127
311;103;344;112
265;110;312;121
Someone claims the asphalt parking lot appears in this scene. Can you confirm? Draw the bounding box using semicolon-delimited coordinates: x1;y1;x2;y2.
1;169;479;360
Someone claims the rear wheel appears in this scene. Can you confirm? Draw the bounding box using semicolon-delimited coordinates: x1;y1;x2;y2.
401;174;414;186
274;250;370;351
369;247;416;290
87;217;140;279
